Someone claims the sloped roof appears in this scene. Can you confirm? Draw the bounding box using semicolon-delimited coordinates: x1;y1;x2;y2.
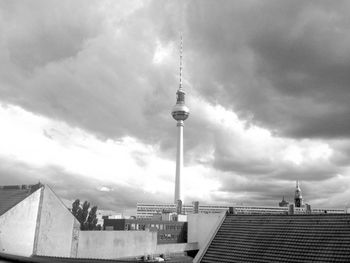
201;213;350;263
0;184;42;216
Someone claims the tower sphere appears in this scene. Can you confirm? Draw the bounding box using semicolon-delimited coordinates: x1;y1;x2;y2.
172;89;190;121
172;104;189;121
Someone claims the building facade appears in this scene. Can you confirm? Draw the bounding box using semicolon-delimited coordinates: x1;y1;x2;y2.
136;202;346;219
103;218;187;244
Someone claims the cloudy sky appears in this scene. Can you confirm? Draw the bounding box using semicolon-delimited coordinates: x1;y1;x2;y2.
1;0;350;213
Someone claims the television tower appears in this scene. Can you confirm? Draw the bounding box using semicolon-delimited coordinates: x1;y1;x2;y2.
171;35;190;203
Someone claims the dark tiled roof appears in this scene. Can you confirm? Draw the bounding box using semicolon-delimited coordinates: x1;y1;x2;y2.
201;214;350;263
0;184;42;216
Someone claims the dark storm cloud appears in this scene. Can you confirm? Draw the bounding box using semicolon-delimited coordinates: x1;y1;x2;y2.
184;0;350;139
0;0;102;70
213;172;350;207
2;0;350;208
2;0;350;147
214;152;342;199
212;136;275;175
272;164;340;181
0;0;179;145
330;141;350;167
210;156;350;206
208;179;297;206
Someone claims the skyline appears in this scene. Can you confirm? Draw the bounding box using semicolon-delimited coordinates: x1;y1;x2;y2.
1;0;350;212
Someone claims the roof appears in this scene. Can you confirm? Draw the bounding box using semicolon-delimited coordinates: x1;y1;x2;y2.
0;253;134;262
0;183;42;216
200;213;350;263
0;253;193;263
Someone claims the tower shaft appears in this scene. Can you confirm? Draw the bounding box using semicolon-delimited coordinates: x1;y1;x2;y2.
174;120;184;203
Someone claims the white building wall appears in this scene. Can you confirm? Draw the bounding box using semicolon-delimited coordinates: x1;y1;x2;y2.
0;189;41;256
155;242;198;255
187;213;225;250
77;230;197;259
34;186;80;257
77;230;157;259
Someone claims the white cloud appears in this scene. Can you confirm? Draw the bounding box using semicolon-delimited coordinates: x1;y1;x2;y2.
190;96;334;168
153;39;174;64
0;103;221;203
99;186;112;192
0;103;155;187
0;95;345;207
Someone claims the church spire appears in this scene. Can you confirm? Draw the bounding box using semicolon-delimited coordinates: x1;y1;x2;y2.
295;180;303;207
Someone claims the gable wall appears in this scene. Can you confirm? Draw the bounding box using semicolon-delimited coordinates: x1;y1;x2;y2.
188;213;225;249
0;188;41;256
34;186;79;257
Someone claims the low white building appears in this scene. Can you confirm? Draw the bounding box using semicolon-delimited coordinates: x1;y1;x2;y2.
0;184;198;260
136;202;346;219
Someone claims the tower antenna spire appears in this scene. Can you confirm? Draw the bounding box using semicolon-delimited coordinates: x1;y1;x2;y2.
179;33;183;90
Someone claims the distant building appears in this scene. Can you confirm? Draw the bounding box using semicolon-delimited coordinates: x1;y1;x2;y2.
103;218;187;244
96;210;129;225
137;202;346;219
279;196;289;207
137;203;229;219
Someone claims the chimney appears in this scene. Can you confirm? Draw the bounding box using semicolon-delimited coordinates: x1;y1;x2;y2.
306;204;312;214
192;201;199;214
228;207;237;215
176;199;183;215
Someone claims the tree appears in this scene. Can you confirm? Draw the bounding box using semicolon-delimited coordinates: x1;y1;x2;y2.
71;199;102;230
86;205;98;230
72;199;80;217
